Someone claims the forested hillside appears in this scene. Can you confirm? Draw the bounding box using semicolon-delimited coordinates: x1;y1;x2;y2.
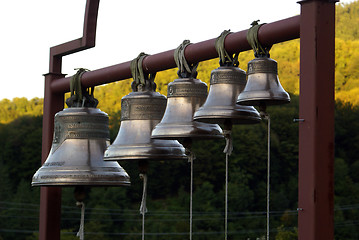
1;1;359;240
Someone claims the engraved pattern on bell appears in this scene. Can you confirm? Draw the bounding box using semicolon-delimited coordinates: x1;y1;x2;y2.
247;57;278;75
194;66;261;125
103;90;188;161
31;107;130;186
210;66;246;85
167;79;207;98
121;94;166;121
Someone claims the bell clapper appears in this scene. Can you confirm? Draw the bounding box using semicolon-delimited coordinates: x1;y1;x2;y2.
74;186;87;240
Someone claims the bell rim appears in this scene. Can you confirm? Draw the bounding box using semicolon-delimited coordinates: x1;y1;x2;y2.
31;181;131;187
193;115;261;125
237;97;291;106
103;154;188;161
193;106;261;125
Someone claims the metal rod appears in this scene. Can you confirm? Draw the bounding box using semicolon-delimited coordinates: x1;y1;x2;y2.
50;15;300;94
298;1;335;239
39;73;65;240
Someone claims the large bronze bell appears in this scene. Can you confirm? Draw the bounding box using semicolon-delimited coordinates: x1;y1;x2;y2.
236;56;290;107
32;107;130;186
32;69;130;186
194;65;261;124
103;90;187;161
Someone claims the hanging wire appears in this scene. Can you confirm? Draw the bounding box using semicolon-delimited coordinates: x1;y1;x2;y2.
215;29;237;240
223;123;233;240
139;173;148;240
259;111;271;240
183;138;196;240
76;201;85;240
187;148;196;240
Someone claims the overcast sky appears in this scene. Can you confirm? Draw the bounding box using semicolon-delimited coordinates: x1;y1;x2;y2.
0;0;352;100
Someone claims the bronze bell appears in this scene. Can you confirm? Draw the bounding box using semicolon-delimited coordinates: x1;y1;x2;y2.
32;68;130;186
103;90;187;161
32;107;130;186
151;77;223;140
104;53;187;162
152;40;223;140
237;21;290;108
194;66;261;124
236;56;290;107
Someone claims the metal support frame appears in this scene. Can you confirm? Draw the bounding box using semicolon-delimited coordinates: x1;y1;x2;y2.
39;0;336;239
298;1;336;239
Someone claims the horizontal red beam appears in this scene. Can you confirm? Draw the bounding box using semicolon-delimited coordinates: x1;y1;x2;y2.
51;15;300;93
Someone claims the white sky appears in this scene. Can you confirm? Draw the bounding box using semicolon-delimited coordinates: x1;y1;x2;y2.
0;0;353;100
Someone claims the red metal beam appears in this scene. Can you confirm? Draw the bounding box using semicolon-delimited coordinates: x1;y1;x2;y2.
298;0;336;239
49;0;99;73
50;15;300;94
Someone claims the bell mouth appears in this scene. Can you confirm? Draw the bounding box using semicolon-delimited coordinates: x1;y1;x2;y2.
237;90;291;106
103;141;188;161
193;105;261;125
151;121;223;140
31;166;131;187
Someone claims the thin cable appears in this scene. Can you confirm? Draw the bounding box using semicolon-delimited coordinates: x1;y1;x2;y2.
189;153;194;240
139;173;148;240
225;153;229;240
76;201;85;240
266;114;271;240
223;127;233;240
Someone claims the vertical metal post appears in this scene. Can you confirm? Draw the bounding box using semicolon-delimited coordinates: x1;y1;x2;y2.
298;1;336;239
39;1;99;239
39;73;65;240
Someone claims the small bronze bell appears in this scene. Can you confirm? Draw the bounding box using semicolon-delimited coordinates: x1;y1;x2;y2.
151;40;223;141
103;53;187;162
237;21;290;108
236;57;290;107
32;102;130;186
152;77;223;139
194;66;261;124
194;30;260;125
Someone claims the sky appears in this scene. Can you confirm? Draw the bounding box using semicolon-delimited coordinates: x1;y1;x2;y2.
0;0;353;100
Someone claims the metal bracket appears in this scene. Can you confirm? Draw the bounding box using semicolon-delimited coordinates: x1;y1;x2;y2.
49;0;100;73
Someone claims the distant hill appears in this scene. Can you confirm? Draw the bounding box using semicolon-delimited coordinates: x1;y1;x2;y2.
1;1;359;123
